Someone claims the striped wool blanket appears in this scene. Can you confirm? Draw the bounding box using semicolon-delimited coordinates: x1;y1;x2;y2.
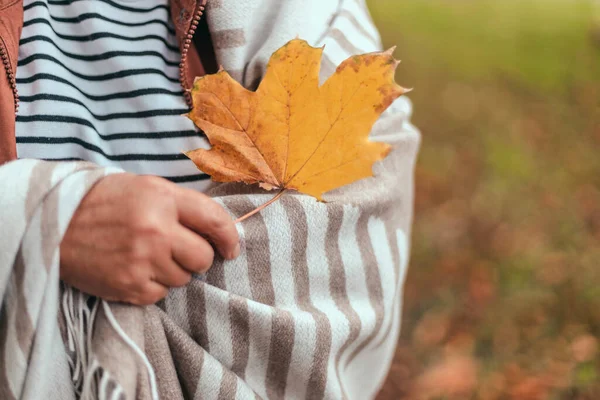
0;0;419;399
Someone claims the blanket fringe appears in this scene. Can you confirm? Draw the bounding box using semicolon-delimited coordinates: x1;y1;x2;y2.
101;300;159;400
61;286;158;400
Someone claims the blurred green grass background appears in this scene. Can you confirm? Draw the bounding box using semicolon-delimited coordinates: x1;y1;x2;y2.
366;0;600;398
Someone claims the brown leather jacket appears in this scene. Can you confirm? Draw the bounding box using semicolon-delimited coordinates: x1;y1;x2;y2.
0;0;209;165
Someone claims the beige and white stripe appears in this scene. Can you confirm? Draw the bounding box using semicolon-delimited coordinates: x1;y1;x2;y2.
0;160;125;400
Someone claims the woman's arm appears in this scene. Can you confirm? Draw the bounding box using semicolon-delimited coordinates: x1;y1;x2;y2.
0;158;240;398
168;2;420;398
0;159;117;399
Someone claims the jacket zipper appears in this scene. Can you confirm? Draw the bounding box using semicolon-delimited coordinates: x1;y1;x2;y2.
179;0;208;107
0;37;18;114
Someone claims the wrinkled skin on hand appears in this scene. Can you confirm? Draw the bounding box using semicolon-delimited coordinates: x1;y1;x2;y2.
60;173;240;306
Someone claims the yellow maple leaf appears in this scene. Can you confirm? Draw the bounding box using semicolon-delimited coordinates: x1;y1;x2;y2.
185;39;408;202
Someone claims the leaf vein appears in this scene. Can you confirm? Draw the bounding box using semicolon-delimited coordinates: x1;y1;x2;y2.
204;90;277;183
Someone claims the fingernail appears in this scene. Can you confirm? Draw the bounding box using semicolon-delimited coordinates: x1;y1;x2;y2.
229;243;241;260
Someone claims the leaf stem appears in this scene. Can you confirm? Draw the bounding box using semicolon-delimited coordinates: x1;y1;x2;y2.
234;189;287;224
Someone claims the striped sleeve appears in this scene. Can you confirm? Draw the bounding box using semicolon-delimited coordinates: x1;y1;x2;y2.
0;159;125;400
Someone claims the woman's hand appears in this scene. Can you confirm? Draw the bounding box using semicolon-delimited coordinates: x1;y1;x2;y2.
59;173;239;305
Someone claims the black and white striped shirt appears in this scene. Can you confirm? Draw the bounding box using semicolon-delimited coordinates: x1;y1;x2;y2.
16;0;212;189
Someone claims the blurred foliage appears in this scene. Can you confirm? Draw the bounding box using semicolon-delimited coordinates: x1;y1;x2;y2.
367;0;600;399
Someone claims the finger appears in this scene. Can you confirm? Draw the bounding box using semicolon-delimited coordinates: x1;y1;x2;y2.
153;256;193;288
133;281;169;306
170;225;215;274
173;187;240;260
